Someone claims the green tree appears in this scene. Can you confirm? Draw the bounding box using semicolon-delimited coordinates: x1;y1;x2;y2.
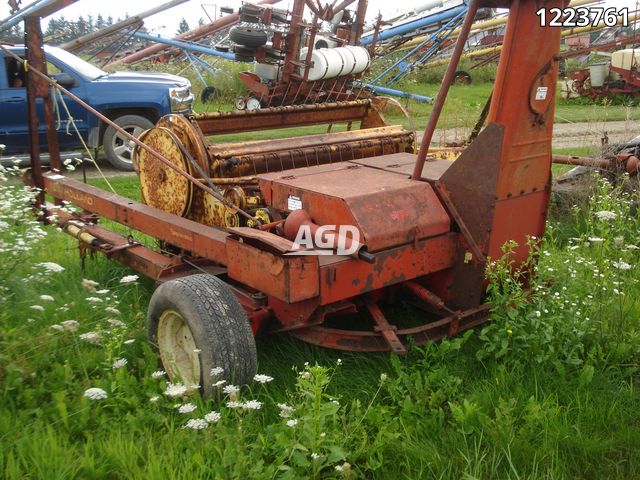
176;18;190;35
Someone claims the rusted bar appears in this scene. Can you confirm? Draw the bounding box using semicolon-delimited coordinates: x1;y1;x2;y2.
191;100;373;135
552;155;610;169
43;174;230;263
412;0;479;180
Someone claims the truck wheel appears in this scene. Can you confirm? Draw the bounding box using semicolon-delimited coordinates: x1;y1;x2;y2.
147;274;257;397
103;114;154;171
452;70;472;85
230;27;268;48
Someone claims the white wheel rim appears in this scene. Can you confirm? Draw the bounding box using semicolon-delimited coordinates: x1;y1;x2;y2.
246;97;261;111
111;125;145;165
157;309;201;386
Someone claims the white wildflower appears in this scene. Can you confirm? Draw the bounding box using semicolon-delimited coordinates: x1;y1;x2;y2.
595;210;616;221
613;261;632;271
81;279;99;291
151;370;166;379
588;237;605;244
123;339;135;345
183;419;208;430
95;289;110;295
242;400;262;410
286;419;298;428
105;307;121;315
204;411;221;423
50;324;64;331
614;236;624;246
37;262;64;273
210;367;224;377
79;331;101;344
112;358;128;370
83;387;108;400
39;294;55;302
178;403;197;414
277;403;294;418
212;380;227;388
30;305;45;312
226;401;243;409
164;383;188;397
253;374;273;384
106;318;126;328
61;320;79;332
149;395;160;403
299;371;311;380
222;385;239;396
85;297;102;303
120;275;139;284
380;373;388;383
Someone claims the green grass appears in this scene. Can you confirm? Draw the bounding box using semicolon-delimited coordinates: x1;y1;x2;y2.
2;159;640;478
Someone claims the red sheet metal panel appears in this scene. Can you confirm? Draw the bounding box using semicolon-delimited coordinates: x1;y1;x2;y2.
225;238;320;303
260;162;451;252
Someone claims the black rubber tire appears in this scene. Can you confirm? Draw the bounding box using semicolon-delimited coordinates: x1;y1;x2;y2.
103;114;154;171
147;274;257;396
452;70;472;86
230;27;268;48
200;86;219;103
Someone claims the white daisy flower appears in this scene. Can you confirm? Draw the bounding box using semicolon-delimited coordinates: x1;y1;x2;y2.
204;411;221;423
277;403;294;418
613;261;632;270
222;385;239;396
164;383;188;397
37;262;65;273
79;331;101;344
61;320;79;332
595;210;616;221
253;374;273;384
183;419;208;430
242;400;262;410
178;403;197;414
112;358;128;370
84;387;108;400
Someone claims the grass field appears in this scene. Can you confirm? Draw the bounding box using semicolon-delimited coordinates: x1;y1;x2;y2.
1;78;640;478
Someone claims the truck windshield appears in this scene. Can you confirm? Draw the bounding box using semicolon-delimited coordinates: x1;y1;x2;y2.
46;47;107;80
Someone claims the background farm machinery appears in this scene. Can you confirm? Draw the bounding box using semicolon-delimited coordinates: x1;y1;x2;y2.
16;0;570;392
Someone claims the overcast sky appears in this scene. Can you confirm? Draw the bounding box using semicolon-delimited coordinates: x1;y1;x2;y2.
0;0;634;36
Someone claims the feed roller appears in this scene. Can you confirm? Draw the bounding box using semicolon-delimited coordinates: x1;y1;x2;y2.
133;99;416;228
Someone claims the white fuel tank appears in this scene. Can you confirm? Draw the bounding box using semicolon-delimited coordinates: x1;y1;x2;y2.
611;49;640;72
303;46;371;81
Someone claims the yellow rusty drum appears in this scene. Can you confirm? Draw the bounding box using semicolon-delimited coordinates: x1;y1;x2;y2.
135;127;193;218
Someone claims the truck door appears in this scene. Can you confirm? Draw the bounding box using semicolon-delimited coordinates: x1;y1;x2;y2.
0;55;29;153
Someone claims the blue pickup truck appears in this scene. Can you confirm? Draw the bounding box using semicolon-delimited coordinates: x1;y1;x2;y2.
0;45;193;170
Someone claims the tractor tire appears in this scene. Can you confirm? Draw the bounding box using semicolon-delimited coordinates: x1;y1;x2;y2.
452;70;472;86
200;86;219;103
230;27;268;48
103;114;154;171
234;45;257;62
147;274;257;397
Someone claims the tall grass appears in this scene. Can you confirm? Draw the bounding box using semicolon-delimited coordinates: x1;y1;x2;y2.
1;164;639;478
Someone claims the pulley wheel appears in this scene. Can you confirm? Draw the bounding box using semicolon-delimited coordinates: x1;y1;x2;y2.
136;127;193;217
